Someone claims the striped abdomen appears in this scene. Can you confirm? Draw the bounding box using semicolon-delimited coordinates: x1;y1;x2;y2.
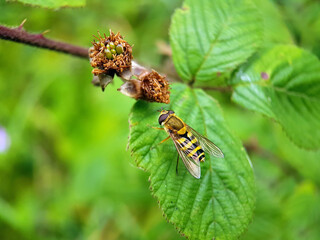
177;126;205;162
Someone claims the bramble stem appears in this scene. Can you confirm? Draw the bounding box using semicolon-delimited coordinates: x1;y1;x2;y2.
0;24;89;59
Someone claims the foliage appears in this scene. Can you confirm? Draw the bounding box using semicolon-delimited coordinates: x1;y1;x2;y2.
170;0;263;83
0;0;320;239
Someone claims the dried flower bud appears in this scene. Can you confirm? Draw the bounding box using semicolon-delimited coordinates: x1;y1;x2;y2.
118;70;170;104
89;30;133;91
140;70;170;104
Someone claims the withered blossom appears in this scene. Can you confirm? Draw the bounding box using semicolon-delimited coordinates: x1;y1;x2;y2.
89;30;132;91
118;70;170;104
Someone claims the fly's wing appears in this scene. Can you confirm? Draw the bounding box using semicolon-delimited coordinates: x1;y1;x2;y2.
169;131;201;179
187;126;224;158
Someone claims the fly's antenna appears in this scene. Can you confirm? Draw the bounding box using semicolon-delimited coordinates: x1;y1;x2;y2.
157;107;165;112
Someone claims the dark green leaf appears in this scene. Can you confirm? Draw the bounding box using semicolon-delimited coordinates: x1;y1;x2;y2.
169;0;263;83
129;83;255;239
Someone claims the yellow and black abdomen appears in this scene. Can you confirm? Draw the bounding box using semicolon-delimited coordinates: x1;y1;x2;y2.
177;126;205;162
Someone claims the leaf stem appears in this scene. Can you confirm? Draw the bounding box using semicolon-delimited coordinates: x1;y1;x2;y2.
0;23;89;59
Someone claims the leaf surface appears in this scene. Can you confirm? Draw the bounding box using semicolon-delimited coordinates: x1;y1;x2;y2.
169;0;263;83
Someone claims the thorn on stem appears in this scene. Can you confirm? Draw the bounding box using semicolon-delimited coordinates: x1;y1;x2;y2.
41;29;50;36
18;18;27;30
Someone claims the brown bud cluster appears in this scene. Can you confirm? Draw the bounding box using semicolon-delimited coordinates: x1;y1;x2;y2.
89;30;132;90
140;70;170;104
118;70;170;104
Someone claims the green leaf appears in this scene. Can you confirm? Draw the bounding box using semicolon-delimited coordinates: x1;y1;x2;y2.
230;44;320;150
169;0;263;83
129;83;255;240
8;0;85;8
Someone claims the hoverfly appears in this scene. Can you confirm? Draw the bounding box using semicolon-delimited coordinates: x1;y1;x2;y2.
155;110;224;179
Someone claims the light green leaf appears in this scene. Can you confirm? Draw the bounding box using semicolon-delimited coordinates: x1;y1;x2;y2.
230;44;320;150
129;83;255;240
169;0;263;83
8;0;85;8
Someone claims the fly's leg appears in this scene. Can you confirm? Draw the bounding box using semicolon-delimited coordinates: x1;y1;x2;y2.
147;124;165;131
176;154;179;175
158;135;170;144
151;127;165;130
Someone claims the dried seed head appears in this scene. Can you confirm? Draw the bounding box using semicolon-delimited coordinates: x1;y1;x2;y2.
118;70;170;104
140;70;170;104
89;30;133;78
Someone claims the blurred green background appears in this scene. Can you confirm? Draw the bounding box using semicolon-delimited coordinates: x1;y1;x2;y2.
0;0;319;239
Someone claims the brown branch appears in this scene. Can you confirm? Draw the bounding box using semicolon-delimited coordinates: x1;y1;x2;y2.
0;23;89;59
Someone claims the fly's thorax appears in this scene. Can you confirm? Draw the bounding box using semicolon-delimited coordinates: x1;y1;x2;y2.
165;116;185;131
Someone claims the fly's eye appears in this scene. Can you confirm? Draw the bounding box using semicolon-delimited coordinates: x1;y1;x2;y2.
168;110;175;115
158;114;168;125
